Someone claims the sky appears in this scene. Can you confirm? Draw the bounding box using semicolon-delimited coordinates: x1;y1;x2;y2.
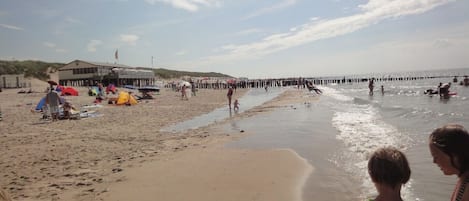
1;0;468;78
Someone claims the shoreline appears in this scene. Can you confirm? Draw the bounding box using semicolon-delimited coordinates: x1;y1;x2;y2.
94;89;318;201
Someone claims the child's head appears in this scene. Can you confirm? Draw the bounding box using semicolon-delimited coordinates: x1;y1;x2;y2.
368;147;411;189
429;124;469;176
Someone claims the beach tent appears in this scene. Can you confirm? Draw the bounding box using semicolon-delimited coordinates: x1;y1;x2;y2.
116;91;138;105
35;96;65;111
61;87;79;96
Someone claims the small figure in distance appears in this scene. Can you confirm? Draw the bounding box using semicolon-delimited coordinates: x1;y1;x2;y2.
233;99;240;111
62;100;76;120
368;147;411;201
369;78;375;96
181;84;187;100
45;86;61;121
429;124;469;201
307;81;322;94
227;86;234;110
440;82;451;99
381;85;384;95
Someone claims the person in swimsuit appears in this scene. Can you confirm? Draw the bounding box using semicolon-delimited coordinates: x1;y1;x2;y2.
429;124;469;201
369;78;375;95
233;99;239;111
227;86;234;109
368;147;411;201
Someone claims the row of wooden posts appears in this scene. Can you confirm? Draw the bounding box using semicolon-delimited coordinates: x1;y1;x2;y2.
167;75;457;90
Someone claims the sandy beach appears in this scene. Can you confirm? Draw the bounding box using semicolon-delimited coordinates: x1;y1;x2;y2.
0;79;315;201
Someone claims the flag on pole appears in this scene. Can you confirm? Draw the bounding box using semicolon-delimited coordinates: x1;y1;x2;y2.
115;49;119;60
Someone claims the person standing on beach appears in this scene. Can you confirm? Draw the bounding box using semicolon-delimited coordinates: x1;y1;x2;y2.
227;86;234;109
429;124;469;201
181;84;187;100
45;86;61;121
191;82;197;97
368;147;411;201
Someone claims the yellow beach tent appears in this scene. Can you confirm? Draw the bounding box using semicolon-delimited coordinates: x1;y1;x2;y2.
116;91;138;105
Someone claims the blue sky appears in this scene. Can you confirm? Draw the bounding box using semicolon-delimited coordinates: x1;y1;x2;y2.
1;0;468;78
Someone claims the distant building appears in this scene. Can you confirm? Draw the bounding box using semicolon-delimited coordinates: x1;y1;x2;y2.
0;74;27;88
59;60;155;86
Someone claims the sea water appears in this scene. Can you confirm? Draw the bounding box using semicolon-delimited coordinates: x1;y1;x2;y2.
224;68;469;201
165;68;469;200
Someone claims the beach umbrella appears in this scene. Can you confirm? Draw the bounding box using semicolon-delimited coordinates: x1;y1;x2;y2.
180;81;191;87
47;80;58;85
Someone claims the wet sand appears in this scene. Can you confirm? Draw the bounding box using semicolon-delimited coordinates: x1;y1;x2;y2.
98;147;312;201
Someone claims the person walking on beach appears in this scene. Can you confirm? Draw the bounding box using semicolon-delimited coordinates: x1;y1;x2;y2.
233;99;240;111
369;78;375;95
368;147;411;201
227;86;234;109
429;124;469;201
181;84;187;100
45;86;61;121
191;82;197;97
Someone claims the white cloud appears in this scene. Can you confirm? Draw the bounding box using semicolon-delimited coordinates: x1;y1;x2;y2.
243;0;297;20
55;48;67;53
198;0;454;65
120;34;139;46
44;41;67;53
310;17;320;21
87;40;103;52
65;17;83;24
176;50;187;56
144;0;221;12
235;28;262;36
43;42;56;48
0;23;24;30
433;38;452;48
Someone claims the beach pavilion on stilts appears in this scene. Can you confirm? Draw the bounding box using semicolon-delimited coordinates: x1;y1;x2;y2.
58;60;155;87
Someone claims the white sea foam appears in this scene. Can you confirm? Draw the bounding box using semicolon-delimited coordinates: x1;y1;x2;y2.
326;87;416;200
320;86;354;102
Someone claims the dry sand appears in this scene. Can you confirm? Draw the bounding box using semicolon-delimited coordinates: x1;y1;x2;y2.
0;80;315;201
